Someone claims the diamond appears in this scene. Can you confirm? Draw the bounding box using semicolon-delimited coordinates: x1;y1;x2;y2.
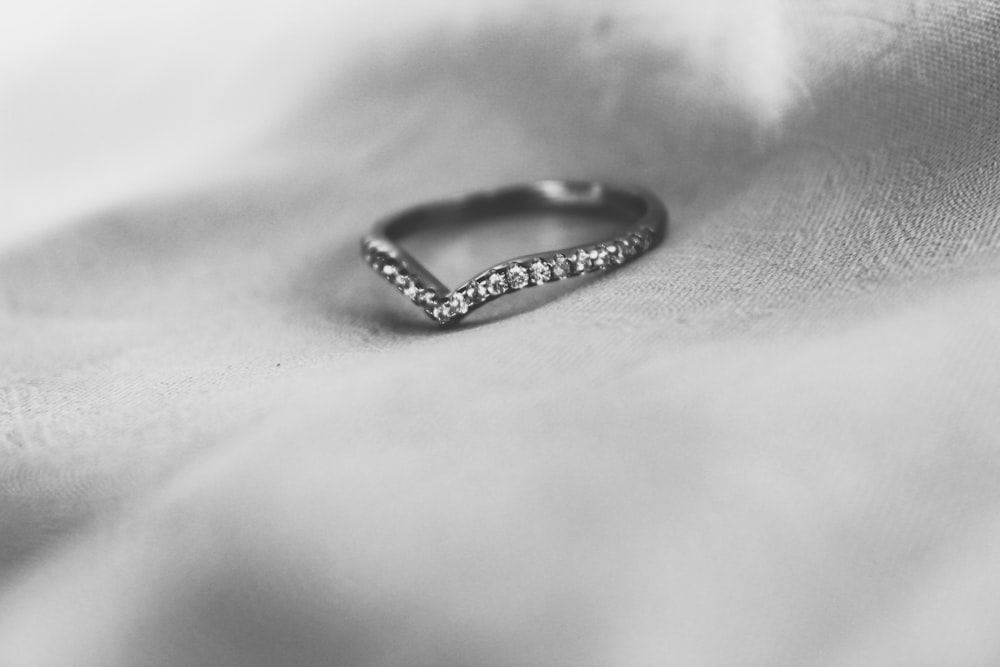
436;300;456;322
507;263;529;290
467;281;489;303
449;292;469;315
420;290;439;307
620;237;635;258
552;254;571;279
593;248;609;269
393;272;410;287
573;249;591;273
488;272;508;296
473;280;490;302
402;282;418;299
606;243;623;265
381;263;397;277
630;233;645;252
529;258;552;283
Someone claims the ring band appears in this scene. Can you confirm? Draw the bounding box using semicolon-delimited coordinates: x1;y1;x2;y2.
361;180;667;326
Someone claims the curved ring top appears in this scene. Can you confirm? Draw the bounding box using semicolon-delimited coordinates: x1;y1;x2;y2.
361;180;667;326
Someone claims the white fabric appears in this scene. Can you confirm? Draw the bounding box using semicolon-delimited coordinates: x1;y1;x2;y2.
2;1;1000;664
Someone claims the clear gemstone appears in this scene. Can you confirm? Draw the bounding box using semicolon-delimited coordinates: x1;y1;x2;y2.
449;292;469;315
552;254;571;279
403;282;418;299
593;248;609;269
436;300;455;322
381;263;397;277
488;272;508;296
620;238;635;257
420;290;439;307
529;259;552;283
507;263;529;289
574;249;591;273
606;243;623;264
473;281;490;301
393;272;410;287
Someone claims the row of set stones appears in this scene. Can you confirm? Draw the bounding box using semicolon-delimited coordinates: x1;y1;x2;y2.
363;239;445;312
364;226;656;325
436;226;655;324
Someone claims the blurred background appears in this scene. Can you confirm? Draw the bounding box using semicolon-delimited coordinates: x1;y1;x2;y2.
0;0;822;249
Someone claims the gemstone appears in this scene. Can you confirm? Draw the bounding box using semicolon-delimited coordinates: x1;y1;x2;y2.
393;272;410;287
529;259;552;283
507;263;529;290
402;282;418;299
593;248;609;269
476;281;491;300
381;263;397;277
420;290;439;307
488;272;508;296
606;243;623;264
620;238;635;257
436;300;455;322
552;254;571;279
467;281;489;303
449;292;469;315
574;249;591;273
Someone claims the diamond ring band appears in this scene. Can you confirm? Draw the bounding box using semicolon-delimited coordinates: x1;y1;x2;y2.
361;180;667;326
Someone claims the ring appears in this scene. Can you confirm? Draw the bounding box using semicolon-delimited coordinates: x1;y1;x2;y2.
361;180;667;326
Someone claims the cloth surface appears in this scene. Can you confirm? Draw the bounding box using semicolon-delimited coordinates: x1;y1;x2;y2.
2;1;1000;664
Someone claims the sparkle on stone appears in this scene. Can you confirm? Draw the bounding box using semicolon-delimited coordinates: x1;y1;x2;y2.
507;263;529;289
420;290;439;307
449;292;469;315
393;272;410;287
620;238;635;257
437;300;456;321
607;243;622;264
529;259;552;283
488;272;508;296
593;248;609;269
403;282;418;299
473;281;490;302
381;263;397;277
552;254;571;279
574;249;591;273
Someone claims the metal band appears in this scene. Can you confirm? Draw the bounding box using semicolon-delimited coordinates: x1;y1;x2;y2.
361;180;667;326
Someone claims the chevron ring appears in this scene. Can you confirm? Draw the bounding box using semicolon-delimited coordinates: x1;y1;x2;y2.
361;180;667;326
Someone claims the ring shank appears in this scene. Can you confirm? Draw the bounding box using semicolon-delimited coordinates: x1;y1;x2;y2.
375;180;662;241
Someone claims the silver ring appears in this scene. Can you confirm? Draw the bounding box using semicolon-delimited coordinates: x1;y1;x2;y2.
361;180;667;326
